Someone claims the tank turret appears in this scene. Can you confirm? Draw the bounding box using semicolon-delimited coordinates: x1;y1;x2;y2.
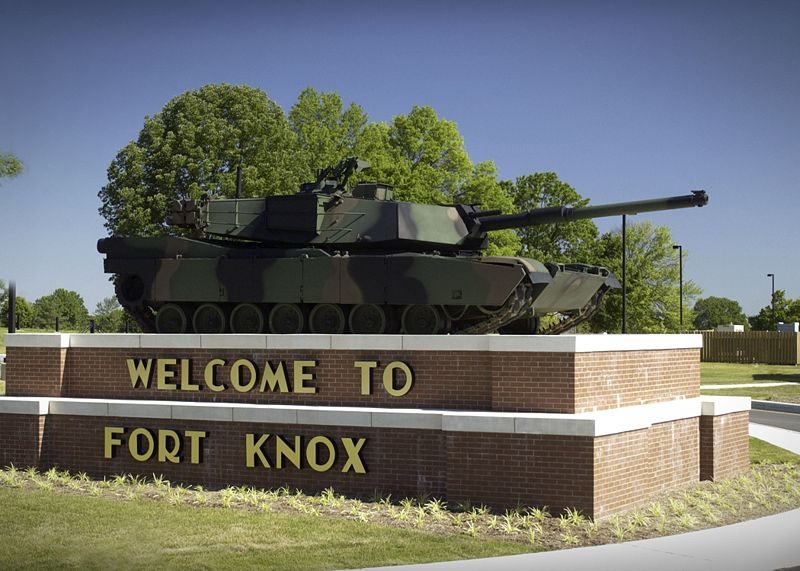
99;158;708;335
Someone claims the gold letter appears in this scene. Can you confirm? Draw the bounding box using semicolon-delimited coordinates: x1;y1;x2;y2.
158;430;181;463
260;361;289;393
179;359;199;391
306;436;335;472
184;430;206;464
127;359;152;389
204;358;226;392
231;359;257;392
129;427;155;461
104;426;125;459
245;433;271;468
156;359;178;390
354;361;378;395
275;435;302;469
341;438;367;473
293;360;317;394
382;361;413;397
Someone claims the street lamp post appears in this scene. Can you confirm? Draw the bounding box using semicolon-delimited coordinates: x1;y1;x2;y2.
673;245;683;332
767;273;775;330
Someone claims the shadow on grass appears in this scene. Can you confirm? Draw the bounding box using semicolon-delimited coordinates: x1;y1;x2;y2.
753;374;800;383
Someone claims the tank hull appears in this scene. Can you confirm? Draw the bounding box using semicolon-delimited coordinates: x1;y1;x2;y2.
98;237;616;334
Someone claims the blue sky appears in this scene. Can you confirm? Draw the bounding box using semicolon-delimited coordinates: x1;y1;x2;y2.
1;0;798;317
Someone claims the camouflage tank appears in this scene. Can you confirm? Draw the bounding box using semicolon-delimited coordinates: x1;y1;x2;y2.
98;158;708;335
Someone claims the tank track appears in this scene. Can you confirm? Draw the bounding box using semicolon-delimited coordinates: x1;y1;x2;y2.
536;284;612;335
453;282;536;335
124;282;608;336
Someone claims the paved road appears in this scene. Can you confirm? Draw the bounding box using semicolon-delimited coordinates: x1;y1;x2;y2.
751;409;800;432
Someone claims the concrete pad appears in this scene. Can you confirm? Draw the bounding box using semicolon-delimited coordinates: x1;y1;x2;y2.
266;335;332;350
750;423;800;455
442;411;516;433
232;405;298;424
49;399;109;416
402;335;490;352
296;407;373;427
4;333;70;348
0;397;50;415
171;402;233;422
200;335;268;349
371;409;443;430
69;334;141;348
139;334;202;349
701;395;751;416
331;335;403;350
514;415;596;436
107;401;173;419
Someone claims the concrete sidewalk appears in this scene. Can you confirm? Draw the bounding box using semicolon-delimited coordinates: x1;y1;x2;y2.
356;417;800;571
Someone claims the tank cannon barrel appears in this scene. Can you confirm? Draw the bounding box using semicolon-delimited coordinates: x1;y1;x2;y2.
472;190;708;233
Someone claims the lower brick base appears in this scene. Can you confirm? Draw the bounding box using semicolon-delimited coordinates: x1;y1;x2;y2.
700;412;750;481
0;397;750;518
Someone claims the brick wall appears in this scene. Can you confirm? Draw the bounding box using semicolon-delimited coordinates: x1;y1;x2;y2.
7;344;700;414
593;418;699;517
0;410;719;518
0;415;44;468
6;348;66;397
700;412;750;481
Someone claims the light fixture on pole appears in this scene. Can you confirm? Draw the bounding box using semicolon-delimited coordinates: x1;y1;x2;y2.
673;245;683;332
767;273;775;330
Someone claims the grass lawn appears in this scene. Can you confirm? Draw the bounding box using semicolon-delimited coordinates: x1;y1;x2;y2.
701;362;800;403
700;362;800;385
751;437;800;465
0;484;532;570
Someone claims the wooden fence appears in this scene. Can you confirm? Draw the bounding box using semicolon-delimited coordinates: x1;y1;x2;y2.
699;331;800;365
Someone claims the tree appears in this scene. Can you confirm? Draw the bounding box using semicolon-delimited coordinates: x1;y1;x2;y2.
92;297;123;332
749;290;800;331
0;152;23;183
692;296;748;330
459;161;520;256
98;84;303;236
501;173;599;264
1;295;32;328
357;106;473;204
288;87;368;181
31;289;89;330
588;221;701;333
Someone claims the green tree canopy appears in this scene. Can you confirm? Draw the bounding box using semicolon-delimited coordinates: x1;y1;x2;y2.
1;295;32;328
692;296;748;330
288;87;368;181
31;289;89;330
0;152;23;182
588;221;701;333
749;290;800;331
99;84;303;236
92;297;123;333
501;173;599;264
357;106;473;204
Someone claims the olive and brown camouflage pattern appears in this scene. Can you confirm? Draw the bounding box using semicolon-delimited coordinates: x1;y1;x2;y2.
98;158;707;335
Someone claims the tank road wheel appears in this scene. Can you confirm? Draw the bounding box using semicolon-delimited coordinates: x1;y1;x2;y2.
230;303;264;334
308;304;346;334
348;304;387;334
155;304;188;334
116;275;145;305
192;303;227;334
401;304;443;335
268;303;304;334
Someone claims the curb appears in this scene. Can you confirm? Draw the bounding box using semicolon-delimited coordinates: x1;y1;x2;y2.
752;400;800;414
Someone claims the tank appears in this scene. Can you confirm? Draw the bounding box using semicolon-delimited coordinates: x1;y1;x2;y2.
98;158;708;335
